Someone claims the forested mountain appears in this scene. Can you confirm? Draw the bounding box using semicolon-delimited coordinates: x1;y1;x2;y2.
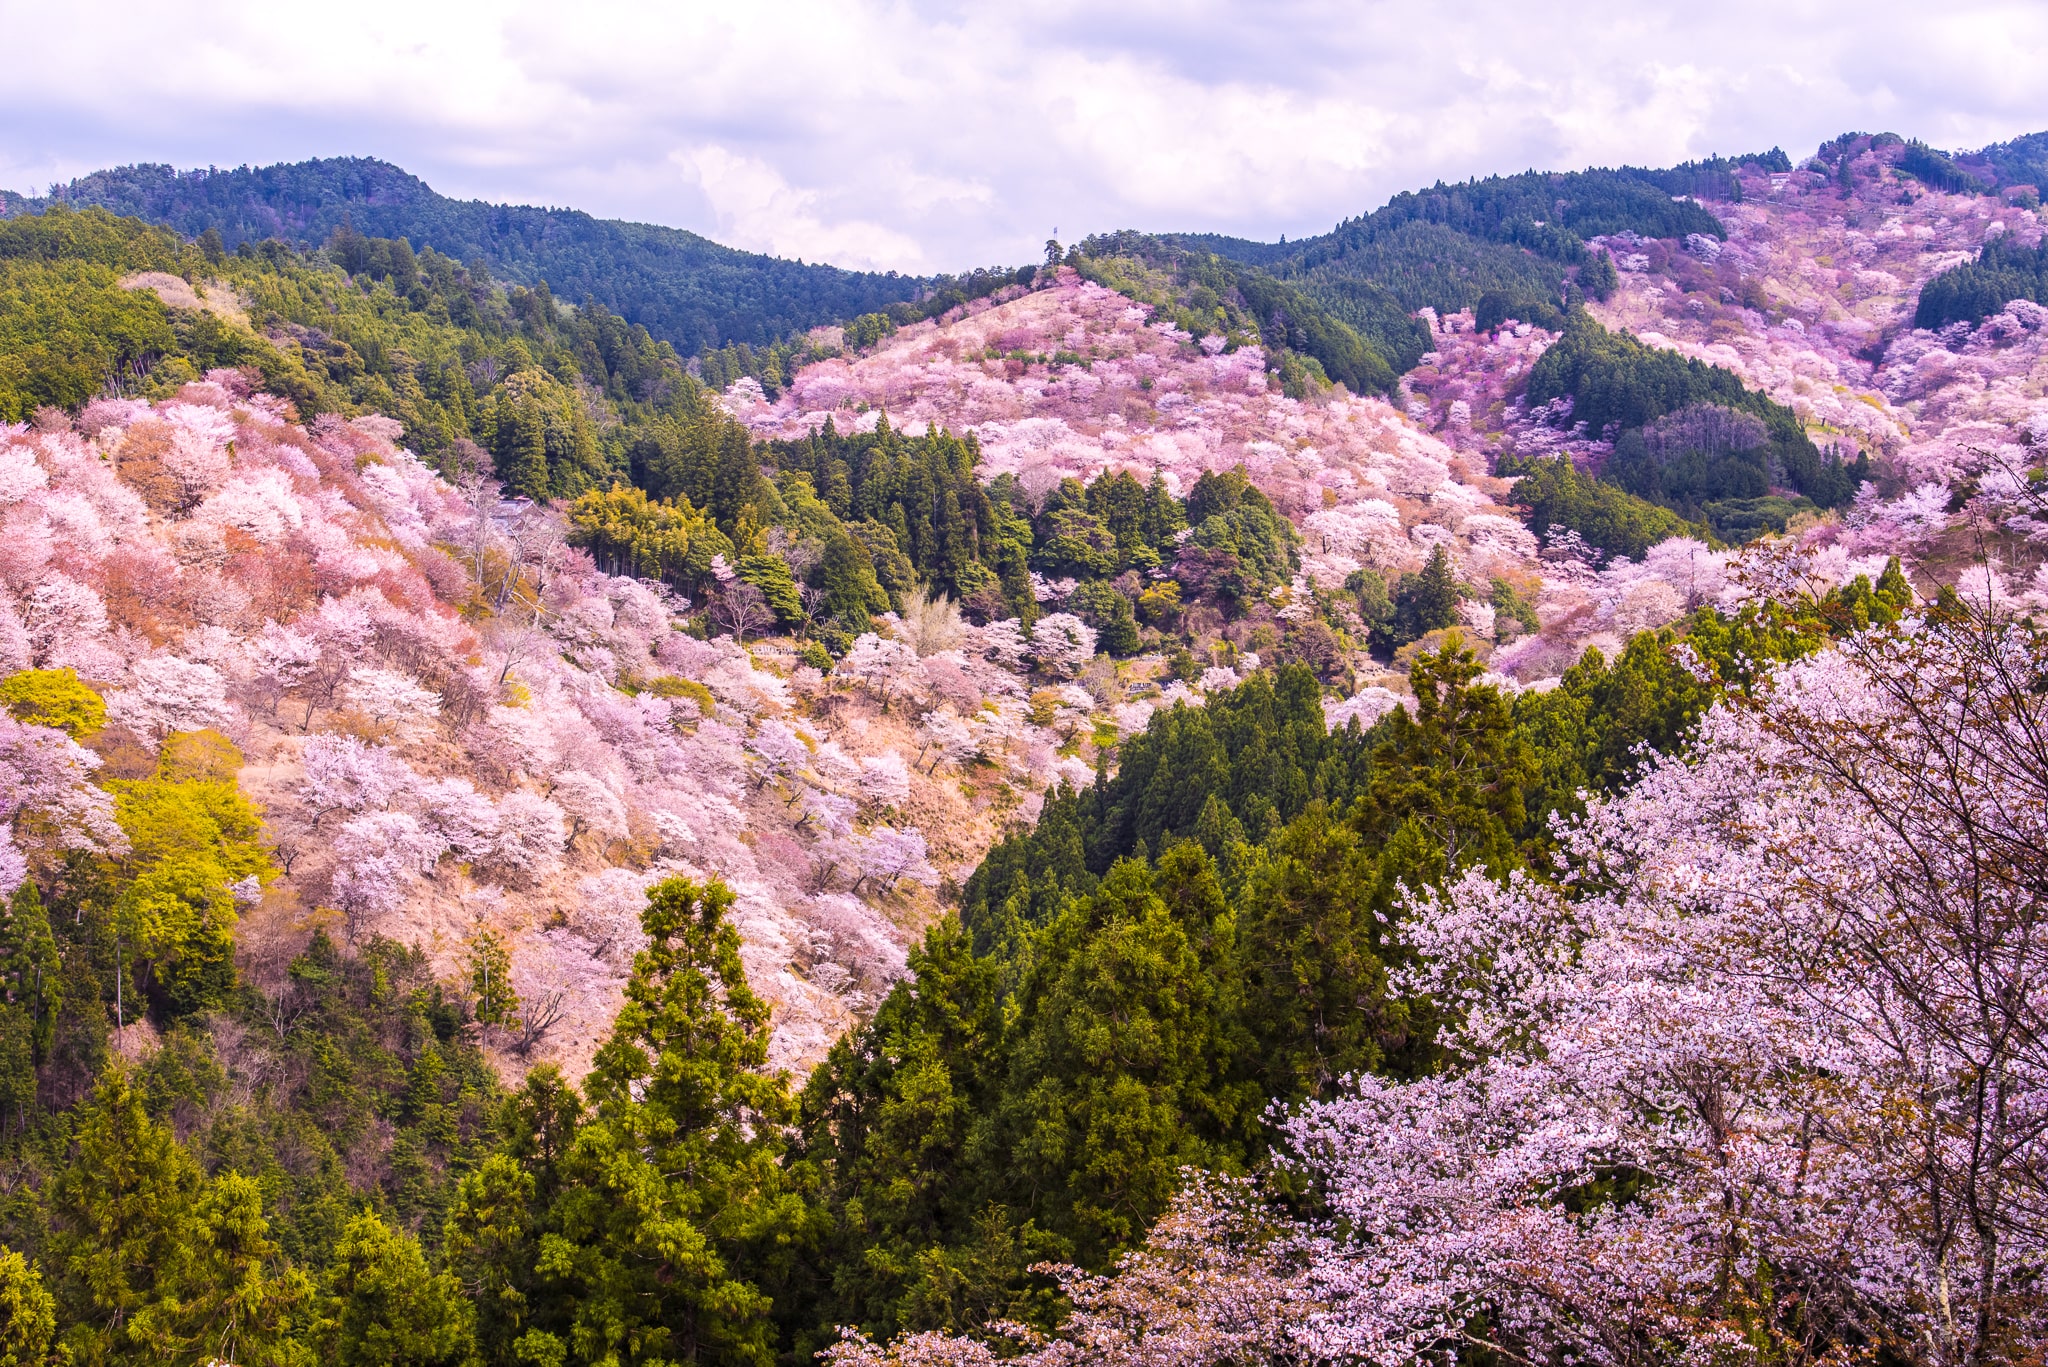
1214;160;1769;336
0;158;924;353
6;125;2048;1367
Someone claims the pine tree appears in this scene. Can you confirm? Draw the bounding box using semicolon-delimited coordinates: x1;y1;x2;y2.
49;1071;202;1364
0;880;59;1130
321;1211;473;1367
523;876;809;1367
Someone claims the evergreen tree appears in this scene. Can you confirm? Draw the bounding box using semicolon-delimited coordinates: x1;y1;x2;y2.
0;880;60;1130
154;1171;313;1367
496;396;551;502
1579;248;1618;302
992;852;1253;1266
0;1247;56;1367
1391;546;1462;644
468;927;520;1031
1235;802;1408;1099
1353;637;1535;888
50;1071;202;1364
519;876;810;1367
320;1211;473;1367
789;919;1045;1348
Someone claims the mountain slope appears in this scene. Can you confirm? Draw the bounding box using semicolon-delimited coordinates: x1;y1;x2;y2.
1;158;925;353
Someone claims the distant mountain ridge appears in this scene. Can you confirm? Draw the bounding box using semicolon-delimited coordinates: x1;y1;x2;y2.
0;157;925;354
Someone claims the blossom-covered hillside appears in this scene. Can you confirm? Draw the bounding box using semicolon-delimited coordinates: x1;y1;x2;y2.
1409;139;2048;616
0;377;1136;1076
723;271;1569;670
717;262;1826;690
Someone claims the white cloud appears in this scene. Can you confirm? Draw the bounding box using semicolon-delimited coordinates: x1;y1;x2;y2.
674;145;925;269
0;0;2042;272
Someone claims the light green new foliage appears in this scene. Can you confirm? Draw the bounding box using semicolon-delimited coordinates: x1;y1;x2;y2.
320;1211;473;1367
0;668;105;738
0;1247;56;1367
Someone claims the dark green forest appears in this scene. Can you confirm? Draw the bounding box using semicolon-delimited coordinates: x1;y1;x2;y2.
1247;161;1758;333
2;159;923;354
1520;308;1868;547
1915;231;2048;329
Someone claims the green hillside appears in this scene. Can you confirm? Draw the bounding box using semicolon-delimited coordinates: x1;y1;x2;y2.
1;158;924;354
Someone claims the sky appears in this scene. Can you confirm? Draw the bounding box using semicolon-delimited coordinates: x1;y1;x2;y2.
2;0;2045;275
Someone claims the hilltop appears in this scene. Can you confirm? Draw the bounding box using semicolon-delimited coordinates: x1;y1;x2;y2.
1;158;924;353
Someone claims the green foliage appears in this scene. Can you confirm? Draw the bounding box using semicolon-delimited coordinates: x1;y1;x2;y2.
843;311;899;351
24;157;923;354
1474;287;1564;334
494;876;809;1367
0;1245;55;1367
1505;456;1704;561
770;417;1005;606
1578;246;1619;302
1490;576;1541;639
1527;310;1866;511
1179;466;1301;606
320;1210;473;1367
1292;219;1568;319
481;368;605;501
105;751;270;1022
1972;130;2048;198
47;1071;316;1367
1915;230;2048;329
0;882;61;1128
467;928;519;1032
1235;163;1733;326
1898;140;1983;194
1071;233;1419;394
1389;546;1464;646
0;210;231;421
565;483;734;591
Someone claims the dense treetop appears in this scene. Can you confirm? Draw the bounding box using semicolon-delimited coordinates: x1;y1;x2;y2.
3;158;925;354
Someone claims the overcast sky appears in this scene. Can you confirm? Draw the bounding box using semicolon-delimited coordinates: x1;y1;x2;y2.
2;1;2044;274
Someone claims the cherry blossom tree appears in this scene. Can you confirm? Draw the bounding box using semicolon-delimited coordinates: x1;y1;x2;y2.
550;770;627;847
415;776;501;861
0;715;124;859
245;621;321;716
917;712;977;773
327;811;447;938
22;576;107;669
485;791;566;886
111;657;236;740
839;632;922;710
746;720;813;794
1030;613;1097;677
975;618;1031;670
857;753;910;809
297;734;413;828
710;582;774;643
343;666;441;745
852;825;937;892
